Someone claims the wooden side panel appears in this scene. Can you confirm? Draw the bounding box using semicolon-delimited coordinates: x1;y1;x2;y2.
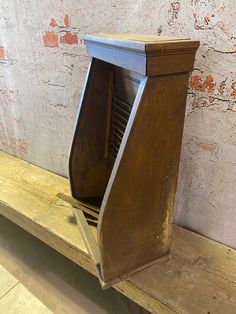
69;58;114;202
147;51;197;76
98;73;190;282
69;62;143;204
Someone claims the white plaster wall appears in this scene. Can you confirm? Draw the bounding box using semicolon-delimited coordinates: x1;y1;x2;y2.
0;1;235;247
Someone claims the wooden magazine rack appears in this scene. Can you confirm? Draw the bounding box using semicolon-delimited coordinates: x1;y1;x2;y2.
68;33;199;287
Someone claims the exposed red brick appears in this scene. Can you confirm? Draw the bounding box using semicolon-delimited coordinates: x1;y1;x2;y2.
50;19;57;27
190;74;215;94
197;142;217;153
64;14;69;27
0;47;7;59
43;31;58;48
190;75;203;91
60;32;78;45
231;82;236;97
204;75;215;93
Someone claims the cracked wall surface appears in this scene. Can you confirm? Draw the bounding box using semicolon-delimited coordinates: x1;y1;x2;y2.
0;1;235;248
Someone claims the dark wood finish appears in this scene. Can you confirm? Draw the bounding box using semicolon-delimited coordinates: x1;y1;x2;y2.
69;33;199;286
109;67;142;158
98;73;189;282
69;58;114;203
84;33;199;76
69;61;144;205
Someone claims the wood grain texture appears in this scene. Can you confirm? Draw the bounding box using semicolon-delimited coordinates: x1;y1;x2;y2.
147;51;197;76
70;34;199;284
69;58;114;202
86;42;147;76
98;73;189;282
109;66;142;158
85;34;199;76
0;148;235;313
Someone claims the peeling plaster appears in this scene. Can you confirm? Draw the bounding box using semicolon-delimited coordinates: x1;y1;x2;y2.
0;47;7;59
43;31;58;48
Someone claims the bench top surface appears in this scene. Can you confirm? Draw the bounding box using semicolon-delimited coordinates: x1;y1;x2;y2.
0;151;235;314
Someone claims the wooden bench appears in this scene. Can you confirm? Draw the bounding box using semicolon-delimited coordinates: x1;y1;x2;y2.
0;151;235;313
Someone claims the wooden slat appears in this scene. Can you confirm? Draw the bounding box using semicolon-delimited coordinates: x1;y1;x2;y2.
112;104;130;120
108;69;139;159
112;109;129;125
110;120;126;134
109;129;123;142
113;75;139;105
0;152;235;314
114;66;144;83
113;96;132;113
57;193;100;214
73;208;100;265
104;71;114;158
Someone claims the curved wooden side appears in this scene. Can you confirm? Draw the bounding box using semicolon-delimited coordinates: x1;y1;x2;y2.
69;58;114;203
98;73;190;282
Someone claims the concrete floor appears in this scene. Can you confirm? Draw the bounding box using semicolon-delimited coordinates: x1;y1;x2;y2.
0;216;148;314
0;264;52;313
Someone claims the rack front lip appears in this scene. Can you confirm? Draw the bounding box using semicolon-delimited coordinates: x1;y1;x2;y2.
84;35;200;77
84;33;200;54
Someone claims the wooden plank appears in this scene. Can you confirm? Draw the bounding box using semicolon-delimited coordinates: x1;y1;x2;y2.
130;255;236;314
172;225;236;283
73;208;100;265
57;193;99;218
0;152;235;314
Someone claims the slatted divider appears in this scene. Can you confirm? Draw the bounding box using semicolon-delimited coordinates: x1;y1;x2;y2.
109;67;141;158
